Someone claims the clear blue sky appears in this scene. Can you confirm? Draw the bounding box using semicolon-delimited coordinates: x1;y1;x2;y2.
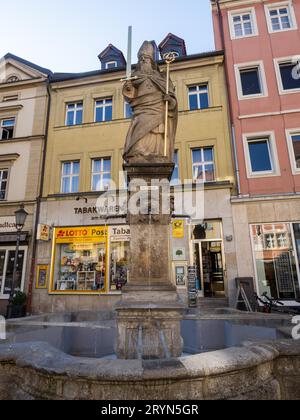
1;0;215;73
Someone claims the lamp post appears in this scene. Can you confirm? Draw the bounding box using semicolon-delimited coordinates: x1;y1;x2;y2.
8;204;28;314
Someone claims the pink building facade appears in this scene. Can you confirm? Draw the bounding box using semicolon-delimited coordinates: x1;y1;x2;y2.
211;0;300;305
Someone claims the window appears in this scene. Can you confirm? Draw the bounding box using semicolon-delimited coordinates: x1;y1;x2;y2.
66;102;83;126
0;118;15;140
91;158;111;191
266;2;296;32
235;62;267;99
0;247;27;297
61;161;80;194
240;67;262;96
286;129;300;173
105;61;118;69
251;223;300;301
248;138;273;173
230;9;257;38
192;147;215;182
188;85;209;110
50;227;108;293
171;150;180;186
278;61;300;91
0;170;8;200
95;98;113;123
124;101;133;119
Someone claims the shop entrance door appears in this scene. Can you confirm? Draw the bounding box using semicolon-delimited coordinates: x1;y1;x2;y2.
194;241;225;298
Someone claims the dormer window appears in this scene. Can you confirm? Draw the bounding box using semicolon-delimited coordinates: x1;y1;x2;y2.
105;61;118;69
159;33;187;59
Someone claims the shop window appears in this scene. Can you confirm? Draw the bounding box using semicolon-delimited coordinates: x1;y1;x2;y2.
91;158;111;191
0;247;26;296
110;241;130;291
61;161;80;194
50;227;108;293
251;224;300;301
95;98;113;123
0;118;15;140
188;85;209;110
0;169;8;200
66;102;83;126
192;147;215;182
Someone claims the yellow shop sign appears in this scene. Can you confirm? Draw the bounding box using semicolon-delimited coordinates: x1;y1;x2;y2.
172;220;185;239
55;226;107;244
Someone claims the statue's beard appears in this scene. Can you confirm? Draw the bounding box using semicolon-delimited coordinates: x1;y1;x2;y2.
140;63;152;74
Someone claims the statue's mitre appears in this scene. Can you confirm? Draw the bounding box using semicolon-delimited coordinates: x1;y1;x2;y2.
138;41;155;61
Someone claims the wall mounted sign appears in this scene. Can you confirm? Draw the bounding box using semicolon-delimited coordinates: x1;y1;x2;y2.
36;265;49;289
0;216;16;233
37;224;50;241
173;247;186;261
172;220;185;239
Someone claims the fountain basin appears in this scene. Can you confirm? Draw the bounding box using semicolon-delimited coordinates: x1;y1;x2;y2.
1;310;300;400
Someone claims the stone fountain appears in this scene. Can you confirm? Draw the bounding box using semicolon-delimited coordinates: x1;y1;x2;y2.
115;41;184;360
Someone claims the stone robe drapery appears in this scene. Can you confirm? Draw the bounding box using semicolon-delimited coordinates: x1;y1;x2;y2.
123;69;178;163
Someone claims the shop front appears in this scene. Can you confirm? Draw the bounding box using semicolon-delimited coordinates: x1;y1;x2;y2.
192;220;226;298
0;216;30;316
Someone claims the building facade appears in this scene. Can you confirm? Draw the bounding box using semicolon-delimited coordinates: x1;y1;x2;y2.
211;0;300;304
0;54;51;315
32;35;237;314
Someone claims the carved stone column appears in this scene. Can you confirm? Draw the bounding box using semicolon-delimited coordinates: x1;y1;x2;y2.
115;162;184;360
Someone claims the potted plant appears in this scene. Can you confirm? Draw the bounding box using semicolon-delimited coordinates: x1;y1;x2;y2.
6;292;27;319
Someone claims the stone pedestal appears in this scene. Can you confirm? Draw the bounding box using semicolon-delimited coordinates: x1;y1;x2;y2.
115;162;184;360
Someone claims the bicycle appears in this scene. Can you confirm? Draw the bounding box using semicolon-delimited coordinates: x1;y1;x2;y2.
255;292;300;315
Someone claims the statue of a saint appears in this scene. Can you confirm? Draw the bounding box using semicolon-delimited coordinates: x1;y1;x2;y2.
123;41;178;164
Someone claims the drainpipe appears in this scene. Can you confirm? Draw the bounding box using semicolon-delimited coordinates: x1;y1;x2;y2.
216;0;241;196
27;78;52;314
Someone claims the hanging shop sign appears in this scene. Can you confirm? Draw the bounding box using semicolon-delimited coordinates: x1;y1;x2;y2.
37;224;50;241
172;220;185;239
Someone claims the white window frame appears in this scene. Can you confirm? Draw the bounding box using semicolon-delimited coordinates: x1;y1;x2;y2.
0;118;15;140
265;1;297;33
274;56;300;95
286;128;300;174
0;246;28;299
228;7;258;40
188;84;209;110
105;61;118;69
94;98;113;123
65;102;83;126
61;161;80;194
235;61;268;100
191;147;215;183
243;131;280;178
91;158;112;192
0;169;9;200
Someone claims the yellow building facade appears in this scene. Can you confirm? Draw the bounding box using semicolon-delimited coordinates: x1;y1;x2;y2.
33;43;237;314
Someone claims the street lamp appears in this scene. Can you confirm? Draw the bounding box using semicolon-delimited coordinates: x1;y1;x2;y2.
7;204;28;316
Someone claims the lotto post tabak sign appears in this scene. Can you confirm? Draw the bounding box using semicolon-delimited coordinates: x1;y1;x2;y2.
55;226;107;244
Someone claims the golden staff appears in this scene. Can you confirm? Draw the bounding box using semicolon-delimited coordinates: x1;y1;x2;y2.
163;51;179;157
